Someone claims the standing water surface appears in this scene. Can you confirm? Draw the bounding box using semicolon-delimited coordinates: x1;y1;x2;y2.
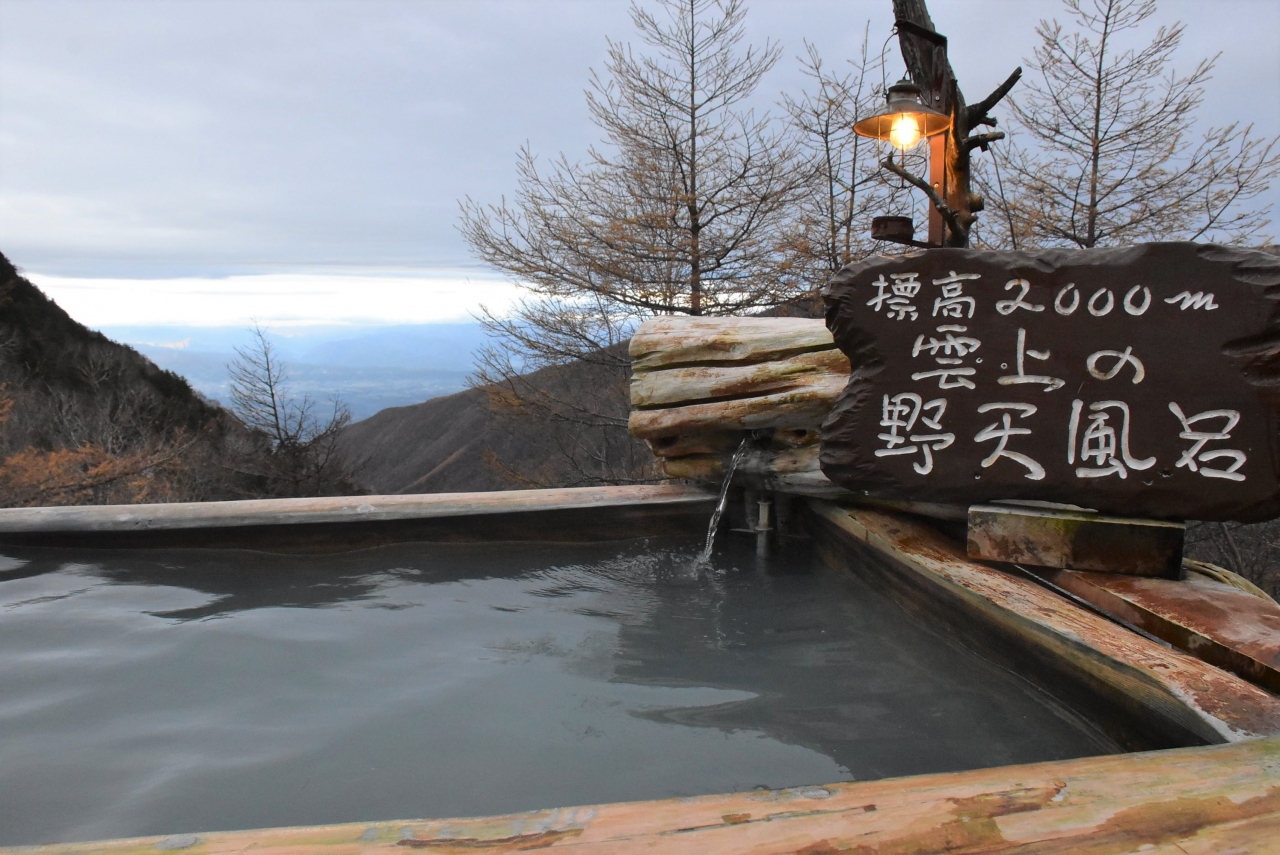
0;537;1119;845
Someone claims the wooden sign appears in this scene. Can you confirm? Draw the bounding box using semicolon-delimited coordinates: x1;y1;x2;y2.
819;243;1280;522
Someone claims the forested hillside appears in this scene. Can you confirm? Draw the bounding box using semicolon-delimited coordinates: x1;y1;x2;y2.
0;252;359;505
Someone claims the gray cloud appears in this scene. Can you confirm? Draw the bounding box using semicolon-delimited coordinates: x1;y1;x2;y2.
1;0;1276;280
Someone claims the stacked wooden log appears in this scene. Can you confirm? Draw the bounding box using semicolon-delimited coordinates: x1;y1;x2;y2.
628;317;850;495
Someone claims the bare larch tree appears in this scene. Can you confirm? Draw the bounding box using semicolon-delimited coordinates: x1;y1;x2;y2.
778;34;916;293
990;0;1280;249
228;324;358;497
457;0;801;487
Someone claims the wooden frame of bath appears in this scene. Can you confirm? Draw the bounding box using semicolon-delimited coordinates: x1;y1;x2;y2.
2;484;1278;853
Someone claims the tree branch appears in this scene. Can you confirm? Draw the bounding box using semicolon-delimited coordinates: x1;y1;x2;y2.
965;67;1022;128
880;156;967;239
963;131;1006;154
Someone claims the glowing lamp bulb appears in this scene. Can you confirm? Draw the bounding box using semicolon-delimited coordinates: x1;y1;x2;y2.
888;114;923;150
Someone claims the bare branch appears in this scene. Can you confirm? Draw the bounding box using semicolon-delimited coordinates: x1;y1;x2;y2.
966;67;1023;128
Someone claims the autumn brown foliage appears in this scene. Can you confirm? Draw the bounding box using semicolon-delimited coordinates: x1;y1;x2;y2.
0;252;359;507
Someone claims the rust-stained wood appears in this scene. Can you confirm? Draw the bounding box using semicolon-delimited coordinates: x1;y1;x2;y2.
1032;566;1280;696
967;504;1185;579
807;501;1280;747
9;736;1280;854
0;486;717;553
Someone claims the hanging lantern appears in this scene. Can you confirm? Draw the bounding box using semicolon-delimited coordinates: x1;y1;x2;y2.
853;78;951;150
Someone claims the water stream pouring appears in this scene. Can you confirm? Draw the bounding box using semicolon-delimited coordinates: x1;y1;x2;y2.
699;437;752;564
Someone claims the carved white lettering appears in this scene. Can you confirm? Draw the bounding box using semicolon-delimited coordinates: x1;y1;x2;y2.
1086;347;1145;384
875;393;955;475
998;328;1064;391
1067;400;1155;479
1164;291;1218;311
974;402;1045;481
931;271;980;319
996;279;1045;315
911;325;981;390
1168;403;1246;481
866;273;921;320
1054;283;1079;315
1123;285;1152;315
1087;288;1115;316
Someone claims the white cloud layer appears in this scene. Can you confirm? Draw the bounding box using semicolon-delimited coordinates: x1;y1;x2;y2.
3;0;1277;329
27;270;523;327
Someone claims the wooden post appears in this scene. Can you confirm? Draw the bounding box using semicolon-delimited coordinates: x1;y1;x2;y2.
927;134;945;245
892;0;1020;247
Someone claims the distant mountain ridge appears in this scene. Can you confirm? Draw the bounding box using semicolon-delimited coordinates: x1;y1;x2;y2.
105;322;488;420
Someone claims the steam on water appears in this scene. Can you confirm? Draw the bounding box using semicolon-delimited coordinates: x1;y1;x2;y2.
701;438;751;564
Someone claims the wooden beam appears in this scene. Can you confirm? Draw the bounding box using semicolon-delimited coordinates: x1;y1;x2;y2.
9;736;1280;854
630;349;849;409
808;502;1280;745
0;486;719;552
629;316;837;372
967;504;1186;579
1031;567;1280;695
628;317;850;483
0;485;715;533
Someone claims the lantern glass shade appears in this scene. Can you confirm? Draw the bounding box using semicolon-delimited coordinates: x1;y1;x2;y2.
854;79;951;150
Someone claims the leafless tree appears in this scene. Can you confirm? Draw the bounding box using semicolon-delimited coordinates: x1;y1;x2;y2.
985;0;1280;249
461;0;800;339
228;324;359;496
778;34;916;293
459;0;801;487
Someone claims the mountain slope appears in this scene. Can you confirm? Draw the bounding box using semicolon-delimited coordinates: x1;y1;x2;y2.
0;251;274;505
336;346;653;494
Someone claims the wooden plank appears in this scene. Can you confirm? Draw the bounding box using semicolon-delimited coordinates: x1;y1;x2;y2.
630;348;849;409
660;446;823;480
807;502;1280;745
0;485;716;534
1033;567;1280;695
629;316;835;372
645;430;744;459
9;736;1280;854
629;379;846;439
967;504;1185;578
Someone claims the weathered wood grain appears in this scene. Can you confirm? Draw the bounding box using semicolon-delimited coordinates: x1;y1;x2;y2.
1033;567;1280;695
629;316;836;372
628;317;856;497
9;736;1280;854
0;485;713;534
629;379;847;439
628;316;847;440
0;486;719;552
809;502;1280;745
630;348;849;409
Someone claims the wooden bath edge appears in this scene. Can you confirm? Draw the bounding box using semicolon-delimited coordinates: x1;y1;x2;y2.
6;734;1279;854
806;501;1280;748
0;485;718;533
0;485;720;551
3;490;1279;850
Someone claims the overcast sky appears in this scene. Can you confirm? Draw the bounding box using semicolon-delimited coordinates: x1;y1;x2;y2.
2;0;1277;326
